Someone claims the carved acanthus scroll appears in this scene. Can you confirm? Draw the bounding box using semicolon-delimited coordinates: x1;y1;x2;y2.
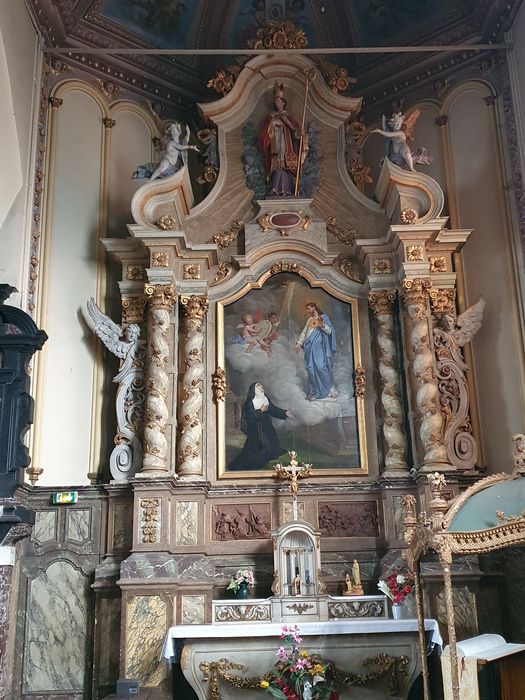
432;299;484;471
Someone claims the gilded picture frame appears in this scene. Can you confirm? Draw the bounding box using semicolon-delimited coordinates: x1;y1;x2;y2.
216;270;368;478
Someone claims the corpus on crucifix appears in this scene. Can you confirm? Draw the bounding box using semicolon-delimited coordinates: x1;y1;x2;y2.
274;450;312;522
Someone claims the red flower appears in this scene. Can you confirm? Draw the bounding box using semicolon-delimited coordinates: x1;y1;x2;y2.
403;585;412;594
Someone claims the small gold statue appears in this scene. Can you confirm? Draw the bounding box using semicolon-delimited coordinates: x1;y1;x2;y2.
342;572;353;596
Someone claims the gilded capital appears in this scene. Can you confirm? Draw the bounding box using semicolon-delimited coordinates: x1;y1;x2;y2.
429;287;456;315
368;289;396;316
103;117;116;129
144;283;177;309
180;294;209;321
49;96;63;108
435;115;448;127
401;278;431;306
122;295;146;324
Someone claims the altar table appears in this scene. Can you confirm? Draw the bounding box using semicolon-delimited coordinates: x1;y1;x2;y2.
163;619;442;700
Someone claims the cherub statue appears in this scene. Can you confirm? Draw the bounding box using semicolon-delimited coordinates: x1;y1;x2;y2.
132;122;199;180
433;299;485;471
82;298;146;481
372;109;433;172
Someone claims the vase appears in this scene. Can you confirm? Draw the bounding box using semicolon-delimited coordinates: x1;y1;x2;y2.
391;602;409;620
235;582;250;600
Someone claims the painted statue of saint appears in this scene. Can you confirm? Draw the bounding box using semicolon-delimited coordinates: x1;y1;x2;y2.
260;82;301;196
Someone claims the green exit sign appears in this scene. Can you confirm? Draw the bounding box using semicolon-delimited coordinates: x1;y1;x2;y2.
51;491;78;505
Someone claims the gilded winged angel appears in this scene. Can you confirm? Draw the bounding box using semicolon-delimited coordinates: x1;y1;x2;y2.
372;109;433;172
433;299;485;471
82;298;146;481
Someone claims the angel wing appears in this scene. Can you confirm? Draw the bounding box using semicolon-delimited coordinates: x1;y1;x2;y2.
403;109;421;141
181;123;190;167
147;100;170;143
82;297;129;359
453;298;485;347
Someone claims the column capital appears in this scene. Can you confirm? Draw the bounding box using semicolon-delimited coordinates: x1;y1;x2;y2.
368;289;396;316
122;295;146;324
144;283;176;309
49;96;63;108
180;295;209;321
103;117;116;129
429;287;456;315
401;277;431;306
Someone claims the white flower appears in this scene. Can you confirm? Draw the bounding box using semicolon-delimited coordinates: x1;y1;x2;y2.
377;580;393;600
396;574;406;585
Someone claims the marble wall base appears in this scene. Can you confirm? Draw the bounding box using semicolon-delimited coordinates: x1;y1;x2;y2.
0;549;16;698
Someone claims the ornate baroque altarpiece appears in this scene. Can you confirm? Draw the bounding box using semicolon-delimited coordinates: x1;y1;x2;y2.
97;49;483;693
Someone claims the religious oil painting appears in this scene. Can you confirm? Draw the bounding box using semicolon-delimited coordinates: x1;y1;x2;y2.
218;273;366;477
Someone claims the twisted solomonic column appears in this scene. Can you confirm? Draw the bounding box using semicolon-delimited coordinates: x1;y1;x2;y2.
178;295;209;477
401;278;448;470
142;283;176;474
368;290;408;478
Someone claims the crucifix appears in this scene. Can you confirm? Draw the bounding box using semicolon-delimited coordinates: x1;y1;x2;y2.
274;451;312;521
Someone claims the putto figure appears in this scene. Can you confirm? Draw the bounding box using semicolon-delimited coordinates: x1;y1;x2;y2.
260;82;302;196
132;122;199;180
372;109;432;172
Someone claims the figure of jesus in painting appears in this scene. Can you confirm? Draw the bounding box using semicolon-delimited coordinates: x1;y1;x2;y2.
295;302;338;401
260;82;301;196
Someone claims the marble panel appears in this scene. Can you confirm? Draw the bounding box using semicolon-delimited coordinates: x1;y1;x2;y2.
32;510;58;544
176;501;198;546
23;560;89;692
393;495;404;539
182;595;206;625
113;501;133;551
66;508;91;544
98;597;121;687
283;501;305;523
126;595;168;687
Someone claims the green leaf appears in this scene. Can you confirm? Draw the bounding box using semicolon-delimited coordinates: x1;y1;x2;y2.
265;686;288;700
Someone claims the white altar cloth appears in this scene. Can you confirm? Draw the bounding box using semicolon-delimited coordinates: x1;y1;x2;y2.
162;618;442;663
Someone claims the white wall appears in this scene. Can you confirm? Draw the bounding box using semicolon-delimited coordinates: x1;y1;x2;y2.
0;3;39;307
32;87;155;486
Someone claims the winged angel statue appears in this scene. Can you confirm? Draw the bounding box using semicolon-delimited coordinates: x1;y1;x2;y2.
82;298;146;481
372;109;433;172
433;299;485;471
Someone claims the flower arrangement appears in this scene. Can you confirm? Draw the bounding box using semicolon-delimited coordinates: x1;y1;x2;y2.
377;570;414;604
260;626;338;700
226;568;255;593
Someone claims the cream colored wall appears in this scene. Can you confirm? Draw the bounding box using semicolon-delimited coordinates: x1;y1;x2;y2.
0;3;40;307
32;83;155;486
444;83;525;470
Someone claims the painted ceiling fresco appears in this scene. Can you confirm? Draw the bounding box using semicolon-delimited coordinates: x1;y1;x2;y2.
28;0;521;112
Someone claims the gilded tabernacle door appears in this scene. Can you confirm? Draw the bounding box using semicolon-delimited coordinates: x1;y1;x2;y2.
217;270;367;478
